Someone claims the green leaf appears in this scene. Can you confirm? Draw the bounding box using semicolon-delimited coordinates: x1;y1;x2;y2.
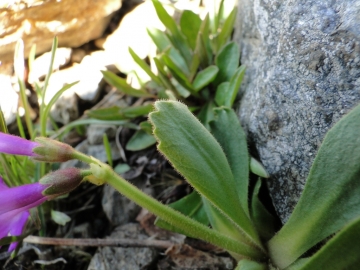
53;119;138;139
195;15;213;68
289;217;360;270
163;47;190;79
139;121;153;134
193;65;219;92
197;100;216;129
202;197;249;243
149;100;262;248
250;157;269;178
0;107;8;133
180;10;202;50
147;27;171;53
121;104;154;118
128;47;162;85
226;65;246;107
152;0;192;66
126;130;157;151
214;42;240;86
101;70;153;98
155;191;209;234
114;163;131;174
103;133;113;167
42;81;79;132
251;179;277;241
86;106;123;120
215;82;230;106
170;77;191;98
268;103;360;268
51;210;71;226
153;58;175;94
235;259;267;270
210;107;250;215
216;8;237;52
86;104;153;120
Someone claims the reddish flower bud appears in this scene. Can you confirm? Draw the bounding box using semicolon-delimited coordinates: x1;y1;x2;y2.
40;168;91;199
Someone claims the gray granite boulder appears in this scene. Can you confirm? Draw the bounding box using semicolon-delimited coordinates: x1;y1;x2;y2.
234;0;360;222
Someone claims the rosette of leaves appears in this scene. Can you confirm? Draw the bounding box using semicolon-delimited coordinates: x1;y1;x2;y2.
149;100;360;269
93;0;244;151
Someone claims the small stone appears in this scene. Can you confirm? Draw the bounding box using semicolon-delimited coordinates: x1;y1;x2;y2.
87;223;158;270
102;177;154;226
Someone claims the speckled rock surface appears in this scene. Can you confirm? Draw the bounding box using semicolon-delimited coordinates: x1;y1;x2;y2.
234;0;360;222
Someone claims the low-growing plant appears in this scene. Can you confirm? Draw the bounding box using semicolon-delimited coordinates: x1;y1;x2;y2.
149;100;360;269
91;0;244;150
1;100;360;269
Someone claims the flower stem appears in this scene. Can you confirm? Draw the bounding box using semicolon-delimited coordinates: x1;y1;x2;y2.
101;164;265;260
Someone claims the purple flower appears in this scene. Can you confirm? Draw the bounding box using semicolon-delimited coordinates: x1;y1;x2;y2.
0;132;75;162
0;132;39;157
0;177;46;252
0;168;89;252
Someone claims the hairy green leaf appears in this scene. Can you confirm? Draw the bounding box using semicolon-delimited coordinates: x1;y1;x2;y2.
268;103;360;268
289;217;360;270
210;107;249;214
155;191;209;234
149;101;262;247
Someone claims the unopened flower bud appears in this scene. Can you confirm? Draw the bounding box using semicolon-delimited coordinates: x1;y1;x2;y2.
40;168;91;198
33;137;75;162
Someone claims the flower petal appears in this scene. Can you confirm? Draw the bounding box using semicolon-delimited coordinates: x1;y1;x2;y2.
0;210;29;252
0;176;8;190
0;183;46;215
0;132;39;157
8;211;29;252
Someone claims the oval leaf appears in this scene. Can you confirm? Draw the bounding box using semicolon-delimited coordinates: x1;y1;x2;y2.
149;100;261;247
193;65;219;92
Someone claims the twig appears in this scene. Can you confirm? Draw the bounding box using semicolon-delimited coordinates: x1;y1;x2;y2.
24;236;173;250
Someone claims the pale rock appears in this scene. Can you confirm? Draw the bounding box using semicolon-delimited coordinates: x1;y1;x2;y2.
28;47;72;84
0;74;19;124
102;0;171;78
0;0;122;62
87;125;117;145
